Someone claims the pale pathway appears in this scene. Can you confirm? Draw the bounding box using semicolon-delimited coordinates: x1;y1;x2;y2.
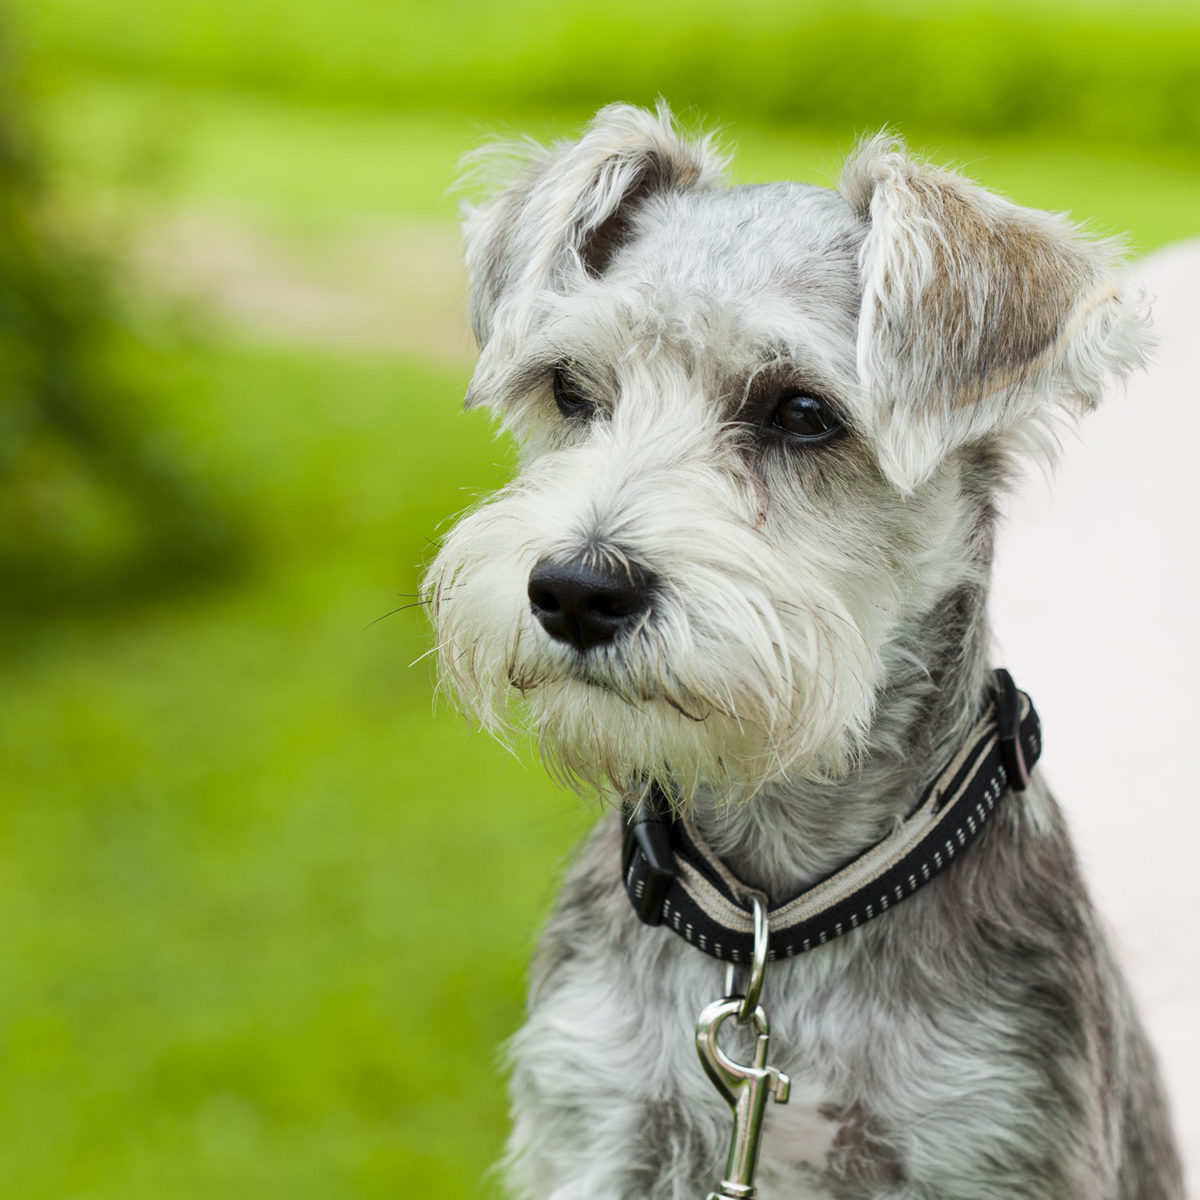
131;213;474;363
993;239;1200;1191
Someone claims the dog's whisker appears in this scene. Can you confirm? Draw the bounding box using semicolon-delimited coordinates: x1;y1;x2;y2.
408;641;450;670
365;598;434;630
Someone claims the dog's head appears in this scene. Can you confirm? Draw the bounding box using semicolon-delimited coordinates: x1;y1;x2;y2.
427;104;1145;801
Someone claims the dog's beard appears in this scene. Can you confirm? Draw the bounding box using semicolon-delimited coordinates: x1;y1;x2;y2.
427;507;879;802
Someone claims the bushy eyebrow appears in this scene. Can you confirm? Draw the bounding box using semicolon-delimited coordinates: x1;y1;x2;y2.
727;351;842;419
466;333;618;413
500;355;553;403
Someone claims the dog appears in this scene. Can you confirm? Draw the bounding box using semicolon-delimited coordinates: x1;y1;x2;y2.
426;104;1184;1199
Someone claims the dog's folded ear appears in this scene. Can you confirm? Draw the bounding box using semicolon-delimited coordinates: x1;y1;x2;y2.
842;136;1148;493
462;103;726;349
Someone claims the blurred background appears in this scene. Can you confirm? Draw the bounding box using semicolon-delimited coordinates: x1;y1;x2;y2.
1;1;1196;1196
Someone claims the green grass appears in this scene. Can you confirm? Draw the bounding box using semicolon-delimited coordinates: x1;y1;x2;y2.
18;74;1199;254
0;338;597;1198
10;0;1200;148
26;76;477;230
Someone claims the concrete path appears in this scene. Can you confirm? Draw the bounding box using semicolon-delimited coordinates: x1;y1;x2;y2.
131;213;475;363
993;239;1200;1189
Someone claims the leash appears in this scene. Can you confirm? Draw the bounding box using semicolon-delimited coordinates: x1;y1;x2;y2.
622;668;1040;963
620;669;1041;1200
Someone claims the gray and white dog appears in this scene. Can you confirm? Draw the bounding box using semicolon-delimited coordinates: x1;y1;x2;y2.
426;104;1184;1199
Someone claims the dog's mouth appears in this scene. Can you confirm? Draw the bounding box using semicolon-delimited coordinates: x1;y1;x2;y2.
507;650;714;724
507;651;629;697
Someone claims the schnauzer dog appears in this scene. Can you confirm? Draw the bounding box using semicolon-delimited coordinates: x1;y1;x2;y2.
426;105;1183;1199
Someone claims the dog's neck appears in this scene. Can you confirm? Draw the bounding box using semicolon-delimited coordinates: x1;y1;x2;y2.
692;581;995;898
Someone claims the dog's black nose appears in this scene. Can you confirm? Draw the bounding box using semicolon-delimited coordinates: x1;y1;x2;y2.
528;555;651;652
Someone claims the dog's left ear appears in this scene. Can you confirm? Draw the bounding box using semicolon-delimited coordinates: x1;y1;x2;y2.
462;103;727;349
842;137;1147;492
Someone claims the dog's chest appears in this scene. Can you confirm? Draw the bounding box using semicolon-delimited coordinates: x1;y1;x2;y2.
753;1084;873;1199
512;852;923;1196
509;818;1044;1199
707;980;911;1198
760;1116;910;1200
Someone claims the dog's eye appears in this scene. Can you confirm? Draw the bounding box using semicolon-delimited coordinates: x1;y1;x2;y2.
771;391;843;443
552;368;595;420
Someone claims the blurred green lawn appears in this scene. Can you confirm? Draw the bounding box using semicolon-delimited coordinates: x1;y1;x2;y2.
1;340;601;1199
3;2;1199;1197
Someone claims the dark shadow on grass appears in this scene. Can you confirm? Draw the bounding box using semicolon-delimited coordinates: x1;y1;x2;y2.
0;25;253;630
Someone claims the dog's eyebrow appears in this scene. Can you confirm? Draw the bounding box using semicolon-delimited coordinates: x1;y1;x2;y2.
468;338;616;413
504;356;553;399
734;353;838;413
466;348;554;411
738;355;787;409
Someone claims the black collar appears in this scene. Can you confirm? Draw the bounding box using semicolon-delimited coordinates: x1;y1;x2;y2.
621;669;1041;963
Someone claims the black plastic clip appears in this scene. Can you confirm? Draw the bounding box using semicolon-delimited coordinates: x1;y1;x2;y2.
992;667;1029;792
620;783;677;925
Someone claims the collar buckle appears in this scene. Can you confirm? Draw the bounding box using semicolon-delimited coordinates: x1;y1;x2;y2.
991;667;1030;792
620;783;677;925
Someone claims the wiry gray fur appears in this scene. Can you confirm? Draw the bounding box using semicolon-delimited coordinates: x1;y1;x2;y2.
426;103;1182;1198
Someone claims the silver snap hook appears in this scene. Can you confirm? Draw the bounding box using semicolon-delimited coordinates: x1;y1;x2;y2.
695;994;790;1198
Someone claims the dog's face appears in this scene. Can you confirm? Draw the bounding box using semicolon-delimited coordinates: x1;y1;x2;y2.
427;105;1143;801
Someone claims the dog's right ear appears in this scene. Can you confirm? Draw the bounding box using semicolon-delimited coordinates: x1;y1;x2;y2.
842;135;1147;493
461;103;726;351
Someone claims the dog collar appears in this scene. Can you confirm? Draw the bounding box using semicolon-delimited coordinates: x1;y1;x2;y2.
621;668;1040;963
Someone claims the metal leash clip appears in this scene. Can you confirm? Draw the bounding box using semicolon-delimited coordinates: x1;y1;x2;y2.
694;892;790;1200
